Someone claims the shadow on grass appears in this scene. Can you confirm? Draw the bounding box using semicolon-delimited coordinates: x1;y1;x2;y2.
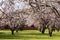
0;30;60;39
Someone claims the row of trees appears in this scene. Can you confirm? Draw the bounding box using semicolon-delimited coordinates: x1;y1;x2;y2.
0;0;60;36
28;0;60;36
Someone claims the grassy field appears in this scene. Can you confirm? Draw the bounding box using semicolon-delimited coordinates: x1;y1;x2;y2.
0;30;60;40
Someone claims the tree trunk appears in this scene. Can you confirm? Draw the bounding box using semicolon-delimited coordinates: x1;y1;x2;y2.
41;27;46;34
11;30;14;35
10;28;15;35
16;29;19;32
48;28;52;37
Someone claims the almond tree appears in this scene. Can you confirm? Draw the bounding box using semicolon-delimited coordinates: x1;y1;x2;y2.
0;0;30;35
28;0;60;36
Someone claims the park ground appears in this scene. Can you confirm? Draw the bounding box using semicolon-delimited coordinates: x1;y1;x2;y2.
0;30;60;40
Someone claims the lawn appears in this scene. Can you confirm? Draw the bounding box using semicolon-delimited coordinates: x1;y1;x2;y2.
0;30;60;40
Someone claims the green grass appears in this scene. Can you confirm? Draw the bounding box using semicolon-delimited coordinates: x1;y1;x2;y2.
0;30;60;40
